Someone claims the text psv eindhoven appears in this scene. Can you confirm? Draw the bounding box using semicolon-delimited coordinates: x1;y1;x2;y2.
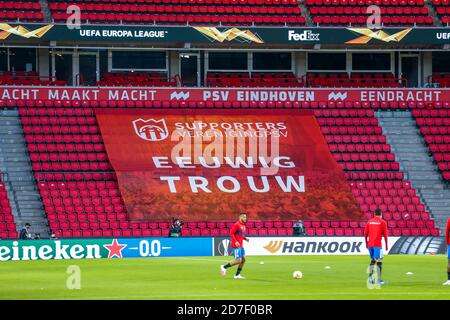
0;88;444;102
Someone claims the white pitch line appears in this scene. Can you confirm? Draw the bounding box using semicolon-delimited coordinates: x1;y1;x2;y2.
56;291;450;300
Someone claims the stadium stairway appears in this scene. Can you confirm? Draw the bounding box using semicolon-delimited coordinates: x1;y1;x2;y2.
425;0;443;26
0;110;50;238
39;0;53;22
377;111;450;234
298;1;313;25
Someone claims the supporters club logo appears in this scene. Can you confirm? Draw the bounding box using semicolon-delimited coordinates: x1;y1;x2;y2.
132;118;169;141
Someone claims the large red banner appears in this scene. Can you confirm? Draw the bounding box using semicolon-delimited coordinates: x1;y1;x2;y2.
96;109;363;222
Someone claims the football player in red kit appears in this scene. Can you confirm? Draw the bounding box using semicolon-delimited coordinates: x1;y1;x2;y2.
364;208;388;285
443;218;450;286
220;213;249;279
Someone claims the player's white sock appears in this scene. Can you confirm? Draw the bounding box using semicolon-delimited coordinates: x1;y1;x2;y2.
368;262;375;277
376;262;382;283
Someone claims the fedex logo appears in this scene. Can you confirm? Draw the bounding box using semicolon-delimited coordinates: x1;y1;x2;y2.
288;30;320;41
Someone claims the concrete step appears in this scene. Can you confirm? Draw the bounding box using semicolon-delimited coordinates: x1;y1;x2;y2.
379;121;418;125
14;197;41;203
15;218;46;225
0;136;25;140
409;182;442;187
7;169;33;174
0;147;28;153
379;120;413;123
0;147;29;151
382;131;421;135
0;115;19;120
0;158;30;162
380;122;417;125
431;209;450;213
395;157;432;162
0;139;26;144
15;211;46;218
422;197;450;203
0;123;18;126
5;186;37;192
414;187;445;193
401;166;436;171
382;130;421;135
16;195;42;201
0;133;25;138
397;158;433;163
5;181;38;187
14;190;41;196
394;151;429;156
0;122;22;126
19;198;43;203
7;173;36;179
413;180;443;185
17;203;44;210
0;110;19;116
393;148;429;153
427;203;450;208
406;169;441;175
401;160;435;166
18;208;46;215
14;219;47;225
388;139;426;144
0;130;24;135
0;166;32;172
421;198;450;203
9;180;37;186
420;190;450;196
391;149;429;153
406;176;440;181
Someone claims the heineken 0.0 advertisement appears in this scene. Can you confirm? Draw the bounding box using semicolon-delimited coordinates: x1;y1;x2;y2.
0;237;213;261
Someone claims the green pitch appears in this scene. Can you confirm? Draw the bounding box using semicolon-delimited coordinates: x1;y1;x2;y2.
0;255;449;300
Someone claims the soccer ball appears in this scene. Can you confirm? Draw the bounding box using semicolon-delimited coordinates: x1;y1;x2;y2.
293;271;303;279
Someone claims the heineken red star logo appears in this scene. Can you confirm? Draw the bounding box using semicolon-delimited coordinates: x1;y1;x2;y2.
103;239;127;258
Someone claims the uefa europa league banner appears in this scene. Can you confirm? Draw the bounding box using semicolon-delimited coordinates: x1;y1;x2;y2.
95;109;362;222
2;23;450;45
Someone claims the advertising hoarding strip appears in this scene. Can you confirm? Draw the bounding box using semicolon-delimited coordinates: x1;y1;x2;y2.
213;236;447;256
0;87;448;102
0;237;213;261
0;23;449;45
0;236;444;261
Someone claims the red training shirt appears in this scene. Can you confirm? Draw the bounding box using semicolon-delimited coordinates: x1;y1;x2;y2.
364;216;388;248
230;221;248;249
